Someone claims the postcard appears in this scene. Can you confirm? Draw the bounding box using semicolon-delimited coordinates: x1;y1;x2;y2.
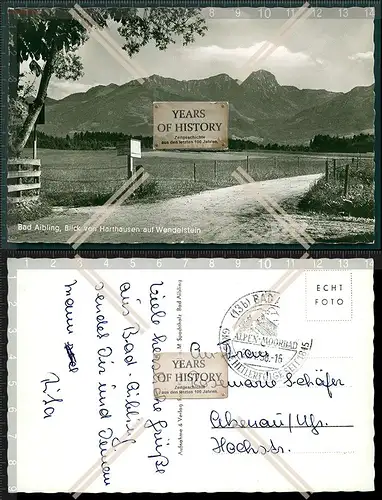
6;5;376;245
8;258;374;493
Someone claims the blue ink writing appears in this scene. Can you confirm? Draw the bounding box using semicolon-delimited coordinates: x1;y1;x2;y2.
211;377;277;390
122;324;139;367
98;346;113;375
147;281;170;473
125;381;140;435
149;282;166;325
98;382;113;420
211;436;284;455
64;342;78;373
144;419;170;473
95;282;110;340
120;282;131;316
40;372;63;419
98;428;137;487
218;338;269;361
190;342;216;360
284;370;345;398
64;280;77;335
210;410;324;435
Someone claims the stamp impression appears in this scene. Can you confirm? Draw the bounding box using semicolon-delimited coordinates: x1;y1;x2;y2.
219;290;313;382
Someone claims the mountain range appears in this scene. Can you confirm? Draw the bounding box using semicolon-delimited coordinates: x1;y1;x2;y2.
42;70;375;144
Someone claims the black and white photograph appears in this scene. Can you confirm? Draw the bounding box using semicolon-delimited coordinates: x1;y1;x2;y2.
6;5;376;245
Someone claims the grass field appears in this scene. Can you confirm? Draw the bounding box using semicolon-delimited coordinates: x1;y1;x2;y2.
298;157;374;218
18;149;374;221
22;148;332;207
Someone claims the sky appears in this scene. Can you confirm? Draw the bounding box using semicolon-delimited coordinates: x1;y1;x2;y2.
34;7;375;99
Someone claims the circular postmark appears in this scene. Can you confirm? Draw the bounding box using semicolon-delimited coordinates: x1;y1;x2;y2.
219;290;313;383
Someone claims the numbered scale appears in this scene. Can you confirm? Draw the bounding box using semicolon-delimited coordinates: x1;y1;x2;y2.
204;5;376;19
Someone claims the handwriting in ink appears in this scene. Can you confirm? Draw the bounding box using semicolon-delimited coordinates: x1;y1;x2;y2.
98;382;116;420
64;280;77;335
125;381;140;435
149;282;166;325
218;339;269;361
120;282;131;316
64;342;78;373
98;428;136;487
211;436;284;455
190;342;216;360
144;419;170;473
210;410;324;436
40;372;63;419
95;282;110;340
209;370;345;396
210;377;277;390
98;347;114;375
284;370;345;398
148;289;169;473
122;324;139;367
151;332;168;375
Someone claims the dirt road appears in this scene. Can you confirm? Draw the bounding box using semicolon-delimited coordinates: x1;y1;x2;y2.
8;173;374;244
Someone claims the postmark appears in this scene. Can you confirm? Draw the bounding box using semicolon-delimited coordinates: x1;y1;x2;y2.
219;290;313;382
153;352;228;399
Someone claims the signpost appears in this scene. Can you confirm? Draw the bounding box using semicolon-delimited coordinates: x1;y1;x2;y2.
26;98;45;159
117;138;142;179
153;101;229;151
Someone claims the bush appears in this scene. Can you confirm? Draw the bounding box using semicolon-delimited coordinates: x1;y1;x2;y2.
43;190;117;207
7;199;52;225
298;178;374;218
131;178;159;200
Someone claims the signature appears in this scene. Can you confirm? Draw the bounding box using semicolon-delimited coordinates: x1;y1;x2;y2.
40;372;63;419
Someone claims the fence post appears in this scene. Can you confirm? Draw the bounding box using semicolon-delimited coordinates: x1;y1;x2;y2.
333;158;336;180
214;160;217;180
18;163;23;199
246;155;249;173
297;156;300;169
274;156;277;168
33;123;38;160
325;159;329;181
127;154;132;179
193;162;196;182
130;155;135;178
344;164;350;197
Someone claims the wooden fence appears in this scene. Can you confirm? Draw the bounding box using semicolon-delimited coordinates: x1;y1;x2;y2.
325;157;357;197
7;159;41;203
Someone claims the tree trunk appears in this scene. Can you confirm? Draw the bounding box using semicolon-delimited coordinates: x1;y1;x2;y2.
11;45;58;157
8;18;19;100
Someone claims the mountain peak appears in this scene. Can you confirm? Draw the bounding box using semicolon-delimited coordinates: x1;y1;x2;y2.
209;73;233;81
43;72;373;145
243;70;279;87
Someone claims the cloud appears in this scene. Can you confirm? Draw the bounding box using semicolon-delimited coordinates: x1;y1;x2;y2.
348;51;373;61
48;80;94;99
181;43;319;68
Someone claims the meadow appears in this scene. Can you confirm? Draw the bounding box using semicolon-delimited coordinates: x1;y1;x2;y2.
22;148;333;207
298;156;375;218
7;148;374;228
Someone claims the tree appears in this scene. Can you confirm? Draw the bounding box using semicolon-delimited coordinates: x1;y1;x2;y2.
9;7;207;157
